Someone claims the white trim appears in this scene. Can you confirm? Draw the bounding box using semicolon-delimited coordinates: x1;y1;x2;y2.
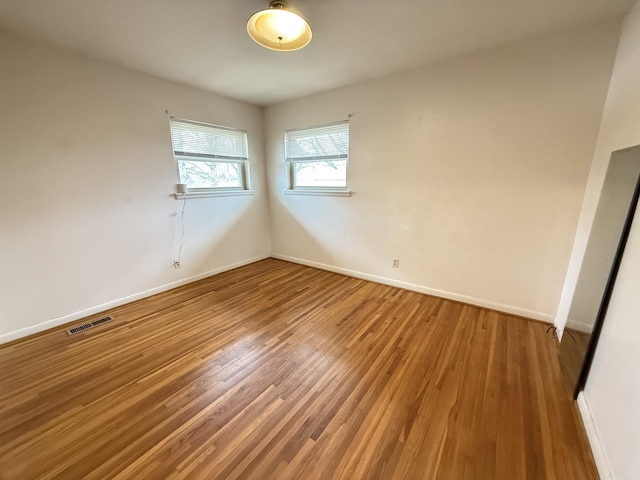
175;190;254;199
270;254;555;323
0;254;269;345
577;392;613;480
2;252;556;344
283;189;351;197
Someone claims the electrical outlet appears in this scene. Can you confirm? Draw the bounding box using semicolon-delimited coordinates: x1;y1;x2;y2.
173;260;181;269
392;258;400;268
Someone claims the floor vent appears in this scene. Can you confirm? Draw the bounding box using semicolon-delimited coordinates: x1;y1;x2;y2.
66;316;114;336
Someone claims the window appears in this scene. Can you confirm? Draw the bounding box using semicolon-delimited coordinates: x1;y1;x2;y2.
285;121;349;193
170;118;250;193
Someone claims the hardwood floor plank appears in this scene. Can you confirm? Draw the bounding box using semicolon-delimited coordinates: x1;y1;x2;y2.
0;259;598;479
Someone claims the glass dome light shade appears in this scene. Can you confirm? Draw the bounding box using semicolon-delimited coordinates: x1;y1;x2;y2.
247;2;312;51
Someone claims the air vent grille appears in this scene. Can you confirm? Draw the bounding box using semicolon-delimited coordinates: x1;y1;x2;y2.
66;316;114;336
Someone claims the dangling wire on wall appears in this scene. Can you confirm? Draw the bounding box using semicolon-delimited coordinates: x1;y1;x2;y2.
177;196;186;264
167;108;187;269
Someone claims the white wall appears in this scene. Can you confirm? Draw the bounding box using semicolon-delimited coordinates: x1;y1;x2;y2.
0;30;270;342
565;1;640;478
264;21;620;322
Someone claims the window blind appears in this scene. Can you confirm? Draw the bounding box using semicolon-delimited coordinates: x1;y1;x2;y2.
286;121;349;162
170;118;248;162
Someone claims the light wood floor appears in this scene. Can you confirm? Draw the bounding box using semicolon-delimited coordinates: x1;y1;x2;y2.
0;259;597;479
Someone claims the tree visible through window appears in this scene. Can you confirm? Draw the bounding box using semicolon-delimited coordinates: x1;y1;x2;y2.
170;118;250;191
285;121;349;190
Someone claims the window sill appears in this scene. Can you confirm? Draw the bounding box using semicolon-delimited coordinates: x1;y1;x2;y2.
174;190;254;199
283;189;351;197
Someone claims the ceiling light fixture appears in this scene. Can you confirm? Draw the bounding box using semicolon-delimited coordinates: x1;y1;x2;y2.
247;0;312;52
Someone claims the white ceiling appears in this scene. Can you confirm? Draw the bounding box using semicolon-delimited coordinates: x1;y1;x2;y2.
0;0;634;106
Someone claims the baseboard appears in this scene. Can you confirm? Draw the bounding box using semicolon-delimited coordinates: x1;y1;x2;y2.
565;320;596;334
1;253;555;344
0;254;270;345
577;391;613;480
271;254;555;323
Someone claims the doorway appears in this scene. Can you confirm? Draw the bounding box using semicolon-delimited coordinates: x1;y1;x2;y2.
560;145;640;397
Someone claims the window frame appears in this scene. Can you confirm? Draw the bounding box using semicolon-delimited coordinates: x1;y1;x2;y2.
169;117;252;196
284;121;350;196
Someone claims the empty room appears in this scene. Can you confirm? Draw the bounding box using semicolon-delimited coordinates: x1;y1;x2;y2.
1;0;639;478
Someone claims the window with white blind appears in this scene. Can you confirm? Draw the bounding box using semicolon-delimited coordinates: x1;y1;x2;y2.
285;121;349;194
170;118;250;193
